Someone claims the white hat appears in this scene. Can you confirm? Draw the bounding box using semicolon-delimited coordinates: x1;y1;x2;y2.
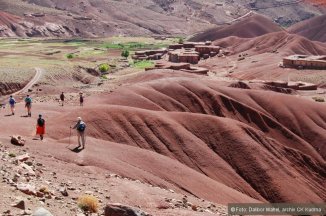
77;117;82;121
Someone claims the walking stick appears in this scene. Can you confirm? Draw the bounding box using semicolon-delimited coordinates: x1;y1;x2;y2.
66;127;72;149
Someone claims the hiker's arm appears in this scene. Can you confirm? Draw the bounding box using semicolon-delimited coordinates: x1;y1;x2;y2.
72;123;78;129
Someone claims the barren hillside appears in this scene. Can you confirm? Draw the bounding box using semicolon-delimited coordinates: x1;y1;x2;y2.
0;0;325;37
288;14;326;42
190;13;284;42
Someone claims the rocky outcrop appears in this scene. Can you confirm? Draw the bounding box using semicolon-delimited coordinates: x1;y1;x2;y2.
0;11;74;37
11;135;26;146
104;203;151;216
17;183;37;196
32;207;53;216
0;82;24;96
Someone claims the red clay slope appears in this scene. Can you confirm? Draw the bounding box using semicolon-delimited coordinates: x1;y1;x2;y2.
305;0;326;6
47;74;326;203
213;31;326;56
190;13;284;42
288;14;326;42
0;11;20;26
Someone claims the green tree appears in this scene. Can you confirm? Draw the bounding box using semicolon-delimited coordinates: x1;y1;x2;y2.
121;50;130;58
99;63;110;73
66;53;74;59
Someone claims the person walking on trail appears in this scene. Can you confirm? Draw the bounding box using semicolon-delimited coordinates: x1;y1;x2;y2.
9;95;16;115
60;92;65;106
79;93;84;107
24;95;32;117
36;114;45;140
71;117;86;149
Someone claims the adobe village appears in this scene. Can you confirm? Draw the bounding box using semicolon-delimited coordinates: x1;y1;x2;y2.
0;0;325;216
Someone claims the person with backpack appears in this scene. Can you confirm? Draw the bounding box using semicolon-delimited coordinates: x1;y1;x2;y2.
60;92;65;106
79;93;84;107
9;95;16;115
36;114;45;140
24;95;32;117
71;117;86;149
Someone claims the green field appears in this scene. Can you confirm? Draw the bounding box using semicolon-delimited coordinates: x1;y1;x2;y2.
0;37;174;83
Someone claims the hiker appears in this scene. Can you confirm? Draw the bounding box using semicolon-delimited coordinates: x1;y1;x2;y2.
24;95;32;117
36;114;45;140
9;95;16;115
71;117;86;149
79;93;84;107
60;92;65;106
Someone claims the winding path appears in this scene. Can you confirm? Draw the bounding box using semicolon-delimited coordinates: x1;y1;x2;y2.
0;67;43;105
13;67;43;96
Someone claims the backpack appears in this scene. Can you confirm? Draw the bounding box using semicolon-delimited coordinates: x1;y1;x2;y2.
77;122;86;132
9;98;15;105
38;119;45;127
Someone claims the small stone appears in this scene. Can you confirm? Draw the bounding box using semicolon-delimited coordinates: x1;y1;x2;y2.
16;154;30;162
17;183;36;196
11;135;26;146
24;209;32;215
191;205;198;211
3;210;10;214
20;163;35;176
25;161;33;166
32;207;53;216
11;198;25;210
59;187;68;197
67;187;76;191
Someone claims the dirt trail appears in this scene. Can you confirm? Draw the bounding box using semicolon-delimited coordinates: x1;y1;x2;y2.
0;67;43;105
227;11;254;24
14;67;43;96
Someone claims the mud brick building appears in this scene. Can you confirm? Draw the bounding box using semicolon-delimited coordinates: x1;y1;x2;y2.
283;55;326;69
195;45;221;57
168;50;200;64
132;49;167;60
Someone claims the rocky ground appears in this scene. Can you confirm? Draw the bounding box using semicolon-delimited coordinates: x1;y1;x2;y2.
0;140;228;216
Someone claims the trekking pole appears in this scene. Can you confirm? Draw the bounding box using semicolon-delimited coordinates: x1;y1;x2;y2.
66;127;72;149
69;127;72;145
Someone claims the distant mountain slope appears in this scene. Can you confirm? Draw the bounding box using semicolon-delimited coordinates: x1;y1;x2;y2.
213;31;326;56
0;0;325;37
288;14;326;42
190;13;284;42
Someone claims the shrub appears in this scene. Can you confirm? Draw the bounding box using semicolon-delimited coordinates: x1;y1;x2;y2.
312;97;325;102
121;50;130;58
132;60;154;69
99;63;110;73
178;37;184;44
100;75;108;80
66;53;74;59
77;195;99;213
39;186;50;194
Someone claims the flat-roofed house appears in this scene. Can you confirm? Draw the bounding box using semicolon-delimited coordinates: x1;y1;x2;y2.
283;55;326;69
